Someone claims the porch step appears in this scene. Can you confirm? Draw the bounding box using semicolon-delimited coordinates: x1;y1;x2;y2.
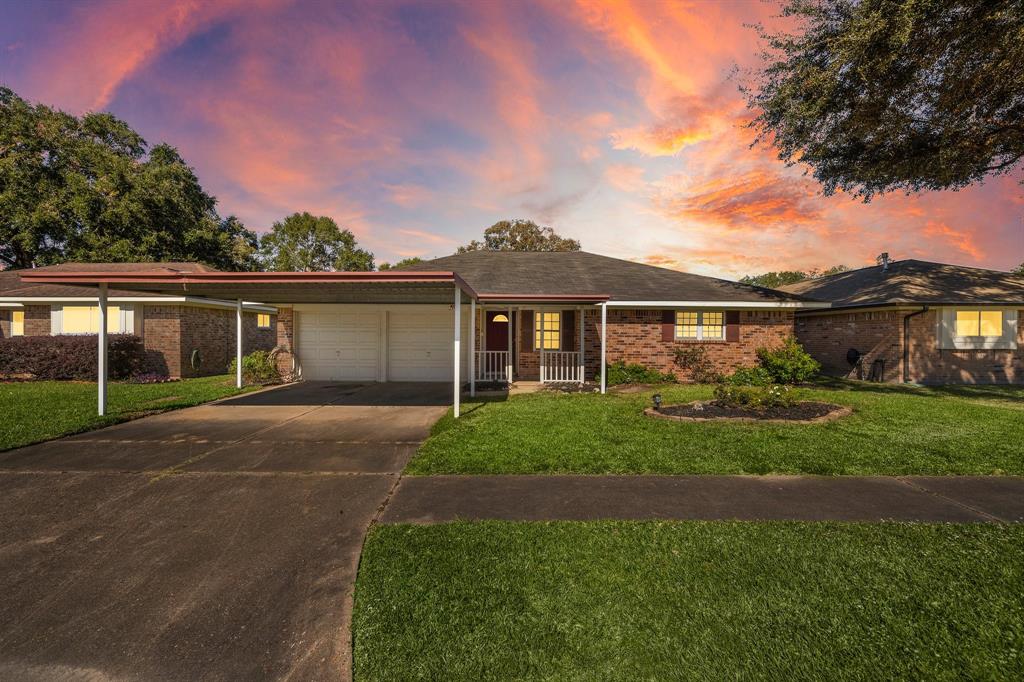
510;381;544;395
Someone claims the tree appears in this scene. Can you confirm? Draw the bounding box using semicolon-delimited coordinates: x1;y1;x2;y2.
378;256;424;271
0;86;255;269
741;265;849;288
745;1;1024;199
1014;262;1024;276
258;212;374;271
457;219;581;253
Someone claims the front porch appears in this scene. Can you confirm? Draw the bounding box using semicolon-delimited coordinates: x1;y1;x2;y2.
468;304;598;394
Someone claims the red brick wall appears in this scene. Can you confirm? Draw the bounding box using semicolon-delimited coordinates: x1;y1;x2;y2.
795;311;903;382
275;307;295;377
141;305;183;377
795;308;1024;384
0;310;9;338
577;308;794;382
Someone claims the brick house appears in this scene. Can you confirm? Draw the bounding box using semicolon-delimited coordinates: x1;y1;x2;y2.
1;263;277;379
780;258;1024;384
17;252;827;415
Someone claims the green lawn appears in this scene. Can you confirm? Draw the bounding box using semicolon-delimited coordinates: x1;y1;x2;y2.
0;375;255;451
354;521;1024;681
408;381;1024;475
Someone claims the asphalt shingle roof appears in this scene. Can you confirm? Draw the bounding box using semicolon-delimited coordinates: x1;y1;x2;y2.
779;259;1024;309
0;262;217;299
403;251;815;303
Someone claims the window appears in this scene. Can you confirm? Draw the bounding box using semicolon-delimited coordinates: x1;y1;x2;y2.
955;310;1002;337
11;310;24;336
61;306;121;334
257;313;271;329
940;308;1017;350
675;310;725;340
534;311;561;350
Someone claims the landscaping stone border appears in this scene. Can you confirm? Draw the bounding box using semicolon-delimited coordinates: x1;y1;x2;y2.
644;401;852;425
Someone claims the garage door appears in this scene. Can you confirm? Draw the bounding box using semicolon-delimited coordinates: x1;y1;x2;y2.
296;309;380;381
388;307;453;381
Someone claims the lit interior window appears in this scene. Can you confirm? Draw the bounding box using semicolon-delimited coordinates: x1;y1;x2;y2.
675;311;699;339
534;312;560;350
11;310;24;336
956;310;1002;337
703;311;725;340
257;313;271;329
62;306;120;334
492;314;509;323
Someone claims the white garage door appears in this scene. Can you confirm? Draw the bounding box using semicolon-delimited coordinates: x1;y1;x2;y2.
296;309;380;381
388;307;453;381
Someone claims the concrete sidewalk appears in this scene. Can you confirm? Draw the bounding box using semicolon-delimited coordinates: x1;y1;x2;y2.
380;475;1024;524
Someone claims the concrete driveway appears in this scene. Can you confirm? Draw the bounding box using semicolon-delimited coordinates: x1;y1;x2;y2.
0;382;448;682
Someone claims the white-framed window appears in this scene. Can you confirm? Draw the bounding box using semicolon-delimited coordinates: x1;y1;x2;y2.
257;313;271;329
535;311;561;350
53;305;134;335
939;308;1017;350
675;310;725;340
11;310;24;336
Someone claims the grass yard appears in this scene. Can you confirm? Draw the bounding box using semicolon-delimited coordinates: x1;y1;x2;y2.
354;521;1024;681
0;375;255;451
408;380;1024;475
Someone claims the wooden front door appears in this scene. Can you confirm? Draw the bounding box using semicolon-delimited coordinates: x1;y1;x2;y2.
485;311;512;351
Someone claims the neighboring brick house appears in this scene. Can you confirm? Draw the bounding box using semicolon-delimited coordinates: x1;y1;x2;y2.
780;258;1024;384
1;263;277;379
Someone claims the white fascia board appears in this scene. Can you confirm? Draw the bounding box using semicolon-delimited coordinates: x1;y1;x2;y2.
603;300;832;309
0;296;276;313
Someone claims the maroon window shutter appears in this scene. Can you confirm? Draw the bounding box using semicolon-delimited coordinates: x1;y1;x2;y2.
561;310;575;351
726;311;740;342
661;310;675;342
523;310;534;351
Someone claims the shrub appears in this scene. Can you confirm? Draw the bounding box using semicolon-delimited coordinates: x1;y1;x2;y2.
601;361;676;386
228;350;280;385
129;371;173;384
724;366;774;386
756;337;820;384
0;334;145;380
673;345;722;384
713;383;795;409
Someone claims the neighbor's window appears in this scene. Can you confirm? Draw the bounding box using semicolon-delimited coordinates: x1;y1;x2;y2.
955;310;1002;337
61;305;121;334
11;310;24;336
257;313;271;329
675;310;725;340
534;311;561;350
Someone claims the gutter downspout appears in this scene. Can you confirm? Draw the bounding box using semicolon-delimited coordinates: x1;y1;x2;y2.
902;306;929;383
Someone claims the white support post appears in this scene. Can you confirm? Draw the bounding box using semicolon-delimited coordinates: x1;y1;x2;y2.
235;299;243;389
578;306;584;384
453;286;461;418
539;311;545;383
97;284;108;416
506;306;513;384
469;298;476;397
600;302;607;394
513;307;520;375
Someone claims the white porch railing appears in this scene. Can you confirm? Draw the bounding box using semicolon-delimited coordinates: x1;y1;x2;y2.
540;351;582;383
475;350;511;382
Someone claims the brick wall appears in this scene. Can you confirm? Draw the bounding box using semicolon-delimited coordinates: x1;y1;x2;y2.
275;307;295;378
0;310;9;338
795;310;903;382
577;308;793;382
23;305;51;336
795;308;1024;384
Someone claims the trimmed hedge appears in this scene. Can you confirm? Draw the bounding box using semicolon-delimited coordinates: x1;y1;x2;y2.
0;334;145;380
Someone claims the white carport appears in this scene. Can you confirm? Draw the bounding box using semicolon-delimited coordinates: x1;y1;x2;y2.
19;269;478;417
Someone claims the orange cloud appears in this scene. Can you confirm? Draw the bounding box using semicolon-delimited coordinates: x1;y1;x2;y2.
604;164;646;192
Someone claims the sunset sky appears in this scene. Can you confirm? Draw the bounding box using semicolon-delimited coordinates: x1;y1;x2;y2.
2;0;1021;276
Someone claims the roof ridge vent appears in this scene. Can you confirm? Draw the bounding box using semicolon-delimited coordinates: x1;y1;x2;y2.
876;252;890;271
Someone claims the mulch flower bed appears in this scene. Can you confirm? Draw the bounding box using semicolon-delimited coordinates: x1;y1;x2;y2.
645;400;851;424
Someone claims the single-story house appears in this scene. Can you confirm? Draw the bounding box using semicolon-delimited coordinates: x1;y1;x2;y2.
16;251;829;416
780;258;1024;384
0;262;277;378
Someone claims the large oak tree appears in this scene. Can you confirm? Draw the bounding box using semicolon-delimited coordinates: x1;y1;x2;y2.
745;0;1024;199
0;87;257;270
258;212;374;271
458;219;581;253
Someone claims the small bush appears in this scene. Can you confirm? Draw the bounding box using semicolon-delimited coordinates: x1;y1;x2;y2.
0;334;145;380
756;337;820;384
228;350;280;385
601;361;676;386
724;366;774;386
130;371;173;384
713;383;795;409
673;346;722;384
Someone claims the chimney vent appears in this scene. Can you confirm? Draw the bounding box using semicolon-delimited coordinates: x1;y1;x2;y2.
876;252;890;270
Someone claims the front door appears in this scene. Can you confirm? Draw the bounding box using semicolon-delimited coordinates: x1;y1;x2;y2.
485;311;512;351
